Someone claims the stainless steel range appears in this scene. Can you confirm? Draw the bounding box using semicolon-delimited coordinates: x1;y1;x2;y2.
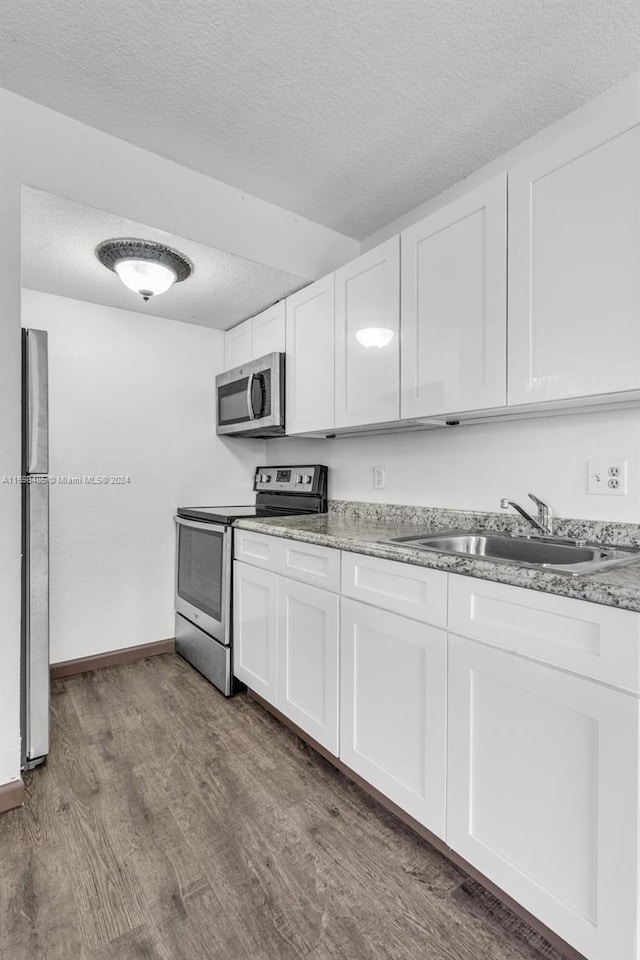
174;464;328;695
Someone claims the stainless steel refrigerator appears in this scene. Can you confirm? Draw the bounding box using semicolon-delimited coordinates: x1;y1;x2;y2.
21;328;50;770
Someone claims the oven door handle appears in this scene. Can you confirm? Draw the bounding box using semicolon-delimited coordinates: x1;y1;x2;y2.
175;516;230;533
246;373;256;420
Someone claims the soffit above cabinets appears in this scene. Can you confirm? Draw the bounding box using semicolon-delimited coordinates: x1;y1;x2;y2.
3;0;639;240
21;188;306;329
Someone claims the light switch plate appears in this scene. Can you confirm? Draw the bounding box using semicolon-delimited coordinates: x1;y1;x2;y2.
587;460;628;496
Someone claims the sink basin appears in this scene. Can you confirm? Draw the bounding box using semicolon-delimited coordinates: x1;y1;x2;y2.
385;530;640;575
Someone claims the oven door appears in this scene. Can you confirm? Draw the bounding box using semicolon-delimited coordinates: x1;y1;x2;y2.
174;517;231;643
216;352;285;437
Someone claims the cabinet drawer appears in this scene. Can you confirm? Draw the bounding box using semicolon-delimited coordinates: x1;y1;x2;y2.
234;530;282;570
280;539;341;593
448;574;640;691
341;551;447;627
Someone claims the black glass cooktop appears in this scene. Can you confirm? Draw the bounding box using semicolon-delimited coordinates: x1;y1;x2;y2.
176;505;301;524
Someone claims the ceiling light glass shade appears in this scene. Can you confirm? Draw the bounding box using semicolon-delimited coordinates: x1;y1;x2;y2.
96;239;193;302
115;259;177;301
355;327;395;349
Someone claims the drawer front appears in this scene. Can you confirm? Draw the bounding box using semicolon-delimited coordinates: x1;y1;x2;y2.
341;551;447;627
234;530;283;571
280;539;341;593
448;574;640;691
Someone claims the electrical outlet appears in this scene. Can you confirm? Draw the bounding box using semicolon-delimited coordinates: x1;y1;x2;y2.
373;465;386;490
587;460;628;496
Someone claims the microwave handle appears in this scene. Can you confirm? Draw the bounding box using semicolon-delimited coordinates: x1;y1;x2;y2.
246;373;256;420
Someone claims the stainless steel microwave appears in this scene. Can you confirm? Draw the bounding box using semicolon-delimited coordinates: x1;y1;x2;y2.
215;352;285;437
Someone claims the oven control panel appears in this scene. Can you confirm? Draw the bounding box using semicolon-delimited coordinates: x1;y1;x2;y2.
254;464;323;493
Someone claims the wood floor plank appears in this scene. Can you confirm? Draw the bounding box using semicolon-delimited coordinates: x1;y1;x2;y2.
87;922;171;960
0;844;88;960
0;654;572;960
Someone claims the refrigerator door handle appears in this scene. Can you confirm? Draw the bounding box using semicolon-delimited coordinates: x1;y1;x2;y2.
25;329;49;474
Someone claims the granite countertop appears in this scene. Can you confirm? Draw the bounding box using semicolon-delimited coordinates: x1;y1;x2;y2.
234;503;640;613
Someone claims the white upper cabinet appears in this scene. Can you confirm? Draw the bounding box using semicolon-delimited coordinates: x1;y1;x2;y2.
334;237;400;428
508;118;640;405
401;174;507;418
286;274;335;435
224;318;253;369
252;301;286;358
225;303;285;370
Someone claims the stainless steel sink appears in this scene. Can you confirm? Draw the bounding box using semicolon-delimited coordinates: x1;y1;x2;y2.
385;530;640;575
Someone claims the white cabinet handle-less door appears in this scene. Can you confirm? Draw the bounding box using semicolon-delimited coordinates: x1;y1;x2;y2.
334;237;400;428
340;599;447;838
447;636;640;960
252;301;286;358
401;173;507;418
233;561;278;704
277;577;340;755
224;318;253;370
508;115;640;405
285;274;335;435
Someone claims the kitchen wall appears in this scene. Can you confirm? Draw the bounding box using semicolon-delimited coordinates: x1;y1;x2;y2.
0;180;22;788
266;406;640;523
0;89;354;791
21;289;265;664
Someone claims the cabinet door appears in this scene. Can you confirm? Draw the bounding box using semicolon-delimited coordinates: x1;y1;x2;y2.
335;237;400;427
277;578;339;755
340;599;447;837
447;636;640;960
224;319;253;369
401;174;507;418
508;119;640;404
252;301;286;358
233;561;278;703
285;275;335;434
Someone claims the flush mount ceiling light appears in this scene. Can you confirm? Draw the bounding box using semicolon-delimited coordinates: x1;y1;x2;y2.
96;238;193;302
355;327;395;349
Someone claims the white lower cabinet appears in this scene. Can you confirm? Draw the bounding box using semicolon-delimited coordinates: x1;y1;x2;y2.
277;577;340;755
233;561;278;703
234;535;640;958
340;598;447;838
447;635;640;960
234;557;340;753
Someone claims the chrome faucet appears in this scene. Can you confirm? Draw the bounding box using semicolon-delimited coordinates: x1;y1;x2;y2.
500;493;553;536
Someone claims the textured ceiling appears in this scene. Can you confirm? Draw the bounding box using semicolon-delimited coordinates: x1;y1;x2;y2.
21;188;306;329
3;1;640;239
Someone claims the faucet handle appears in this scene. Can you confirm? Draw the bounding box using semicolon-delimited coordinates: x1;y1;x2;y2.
527;493;552;534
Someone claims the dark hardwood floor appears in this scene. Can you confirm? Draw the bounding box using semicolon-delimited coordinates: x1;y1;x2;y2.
0;654;570;960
